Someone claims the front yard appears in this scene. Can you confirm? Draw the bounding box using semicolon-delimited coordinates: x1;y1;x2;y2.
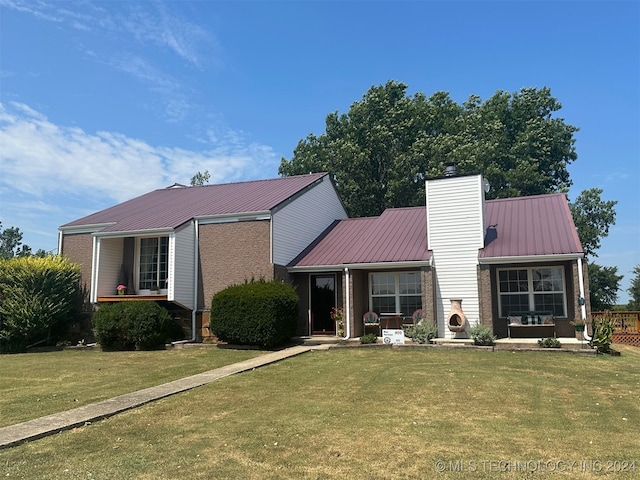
1;345;639;479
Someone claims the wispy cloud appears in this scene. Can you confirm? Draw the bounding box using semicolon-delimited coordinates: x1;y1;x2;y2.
0;102;279;204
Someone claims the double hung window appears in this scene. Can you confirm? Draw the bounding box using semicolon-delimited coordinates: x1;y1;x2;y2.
498;267;566;317
370;272;422;314
139;237;169;291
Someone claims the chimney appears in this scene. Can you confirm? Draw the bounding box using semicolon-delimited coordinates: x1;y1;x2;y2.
444;162;457;177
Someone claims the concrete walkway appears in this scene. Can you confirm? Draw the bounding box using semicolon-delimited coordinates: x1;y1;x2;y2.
0;344;329;450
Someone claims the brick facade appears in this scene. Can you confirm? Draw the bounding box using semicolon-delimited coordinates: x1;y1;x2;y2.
198;220;275;310
60;233;93;307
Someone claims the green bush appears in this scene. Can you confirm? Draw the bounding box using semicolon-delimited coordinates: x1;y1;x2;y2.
405;322;438;344
538;337;561;348
360;333;378;344
0;255;81;353
469;324;496;346
590;317;614;354
210;279;298;348
92;301;182;351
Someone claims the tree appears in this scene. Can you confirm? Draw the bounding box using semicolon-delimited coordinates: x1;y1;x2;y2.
279;81;579;217
587;263;623;311
628;265;640;310
569;188;617;259
0;222;33;259
190;170;210;186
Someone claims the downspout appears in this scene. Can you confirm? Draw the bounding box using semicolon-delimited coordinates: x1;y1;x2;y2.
577;257;587;321
344;267;351;339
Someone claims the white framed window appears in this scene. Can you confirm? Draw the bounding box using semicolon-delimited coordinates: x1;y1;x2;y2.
370;271;422;315
497;266;567;317
138;236;169;291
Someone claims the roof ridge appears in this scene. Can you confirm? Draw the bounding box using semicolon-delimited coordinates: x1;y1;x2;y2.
166;172;328;190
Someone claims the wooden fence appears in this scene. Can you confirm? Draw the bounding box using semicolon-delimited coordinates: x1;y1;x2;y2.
592;311;640;347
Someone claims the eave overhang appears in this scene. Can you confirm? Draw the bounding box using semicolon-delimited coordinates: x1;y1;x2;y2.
478;253;584;265
288;259;432;273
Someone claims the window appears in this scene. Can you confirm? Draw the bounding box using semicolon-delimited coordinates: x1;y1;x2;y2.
370;272;422;315
498;267;566;317
139;237;169;291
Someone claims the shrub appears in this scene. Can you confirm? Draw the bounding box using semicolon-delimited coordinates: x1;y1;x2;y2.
0;255;81;352
360;333;378;344
469;324;496;346
590;317;614;354
538;337;561;348
405;322;438;344
92;301;182;351
210;279;298;348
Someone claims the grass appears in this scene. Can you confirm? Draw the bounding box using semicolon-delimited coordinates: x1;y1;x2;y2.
1;345;639;479
0;347;264;428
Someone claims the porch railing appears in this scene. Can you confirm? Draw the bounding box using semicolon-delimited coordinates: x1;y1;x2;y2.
592;311;640;333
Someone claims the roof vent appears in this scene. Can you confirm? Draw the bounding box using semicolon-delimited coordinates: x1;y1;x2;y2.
444;162;457;177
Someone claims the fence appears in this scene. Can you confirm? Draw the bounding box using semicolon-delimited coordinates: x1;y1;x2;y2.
592;311;640;347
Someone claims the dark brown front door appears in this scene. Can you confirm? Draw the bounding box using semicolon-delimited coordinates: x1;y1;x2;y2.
311;274;336;335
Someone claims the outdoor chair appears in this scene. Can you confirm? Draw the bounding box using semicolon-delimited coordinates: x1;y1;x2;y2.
363;311;380;336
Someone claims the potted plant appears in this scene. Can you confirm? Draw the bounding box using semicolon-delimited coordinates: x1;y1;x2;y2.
150;284;160;295
570;318;586;332
116;284;127;295
330;307;345;337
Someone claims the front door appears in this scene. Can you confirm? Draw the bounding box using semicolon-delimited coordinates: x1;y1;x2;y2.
311;274;336;335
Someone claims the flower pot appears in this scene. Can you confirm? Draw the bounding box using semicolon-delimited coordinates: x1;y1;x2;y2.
118;290;125;296
574;325;585;332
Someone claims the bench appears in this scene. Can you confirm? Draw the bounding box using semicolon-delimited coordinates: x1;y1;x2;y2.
507;312;555;338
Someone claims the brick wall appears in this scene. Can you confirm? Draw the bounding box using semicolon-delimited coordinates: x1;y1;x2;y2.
477;264;495;333
198;220;274;309
60;233;93;307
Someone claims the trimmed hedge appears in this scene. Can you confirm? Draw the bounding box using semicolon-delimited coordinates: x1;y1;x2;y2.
92;301;183;351
0;255;81;353
210;279;298;348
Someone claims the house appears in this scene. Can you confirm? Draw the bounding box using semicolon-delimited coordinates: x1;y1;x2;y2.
288;172;589;339
59;170;589;341
58;173;348;339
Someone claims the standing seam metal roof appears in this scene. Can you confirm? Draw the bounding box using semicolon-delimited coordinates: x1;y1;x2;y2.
60;173;328;233
290;192;582;268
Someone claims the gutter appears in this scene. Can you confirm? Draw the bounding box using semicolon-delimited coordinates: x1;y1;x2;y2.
478;253;583;264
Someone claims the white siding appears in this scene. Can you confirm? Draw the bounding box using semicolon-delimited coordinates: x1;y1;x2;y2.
169;222;195;310
95;237;124;298
272;176;347;266
426;175;485;338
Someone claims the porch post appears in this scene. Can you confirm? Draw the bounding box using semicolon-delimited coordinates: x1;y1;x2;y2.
345;267;351;338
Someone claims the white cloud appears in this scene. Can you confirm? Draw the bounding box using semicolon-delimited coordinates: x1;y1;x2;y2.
0;102;279;204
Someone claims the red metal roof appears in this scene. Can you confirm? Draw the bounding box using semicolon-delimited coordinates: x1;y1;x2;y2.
291;192;582;268
61;173;328;233
480;193;583;258
290;207;431;267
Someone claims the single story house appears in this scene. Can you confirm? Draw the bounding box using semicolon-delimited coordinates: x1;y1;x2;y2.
59;171;590;341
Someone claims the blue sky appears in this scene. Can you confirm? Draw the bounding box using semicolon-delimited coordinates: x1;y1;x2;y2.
0;1;638;302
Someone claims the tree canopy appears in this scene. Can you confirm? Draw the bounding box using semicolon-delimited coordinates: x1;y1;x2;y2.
628;265;640;311
569;188;617;260
0;223;47;259
279;81;578;217
587;264;623;311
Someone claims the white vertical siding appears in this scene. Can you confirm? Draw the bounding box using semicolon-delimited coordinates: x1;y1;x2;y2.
426;175;485;338
95;237;124;298
169;222;195;310
272;176;347;266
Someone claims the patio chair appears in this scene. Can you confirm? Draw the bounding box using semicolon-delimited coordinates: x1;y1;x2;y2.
363;311;380;336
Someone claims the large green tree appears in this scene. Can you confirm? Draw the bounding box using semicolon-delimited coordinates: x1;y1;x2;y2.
0;222;33;259
279;81;578;217
587;264;623;311
628;265;640;311
569;188;617;259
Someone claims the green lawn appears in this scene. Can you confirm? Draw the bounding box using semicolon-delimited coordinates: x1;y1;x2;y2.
1;345;639;479
0;347;264;428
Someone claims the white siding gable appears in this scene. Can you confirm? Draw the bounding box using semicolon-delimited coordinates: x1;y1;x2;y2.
272;175;347;266
426;174;485;338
